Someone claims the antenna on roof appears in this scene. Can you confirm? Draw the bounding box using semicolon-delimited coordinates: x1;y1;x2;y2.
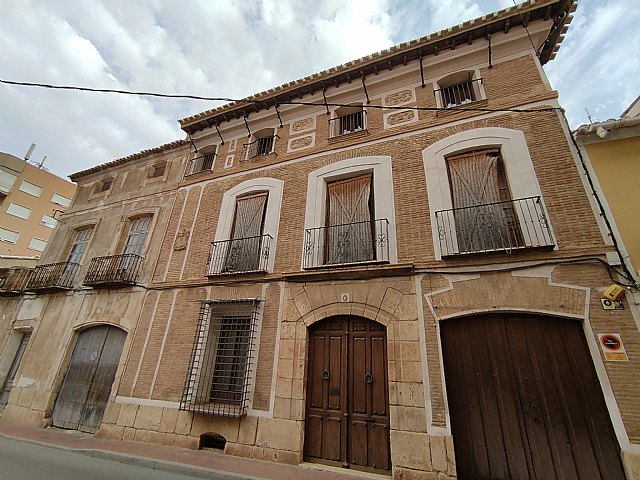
24;143;36;162
36;156;47;169
585;108;593;123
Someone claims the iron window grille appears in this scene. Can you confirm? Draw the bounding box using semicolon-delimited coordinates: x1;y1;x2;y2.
83;253;143;287
329;110;366;138
434;77;483;108
180;299;260;417
26;261;79;291
434;196;554;256
0;267;33;295
207;234;272;275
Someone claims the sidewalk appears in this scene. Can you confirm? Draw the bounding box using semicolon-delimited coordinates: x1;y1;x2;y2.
0;421;387;480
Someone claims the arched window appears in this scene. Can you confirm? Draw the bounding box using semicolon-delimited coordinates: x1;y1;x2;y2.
330;103;366;138
434;70;485;109
245;128;276;159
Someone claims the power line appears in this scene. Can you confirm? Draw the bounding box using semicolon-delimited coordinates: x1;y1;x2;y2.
0;78;561;115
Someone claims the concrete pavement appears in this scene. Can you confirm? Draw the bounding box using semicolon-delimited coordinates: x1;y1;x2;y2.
0;421;387;480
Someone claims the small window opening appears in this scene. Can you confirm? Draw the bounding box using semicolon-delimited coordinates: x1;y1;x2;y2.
245;128;275;159
437;71;481;108
199;432;227;450
96;179;112;193
149;162;166;179
330;104;365;137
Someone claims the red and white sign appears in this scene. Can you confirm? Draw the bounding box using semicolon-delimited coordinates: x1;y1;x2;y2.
597;333;628;362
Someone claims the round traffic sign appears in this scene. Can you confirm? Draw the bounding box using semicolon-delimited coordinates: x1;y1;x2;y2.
600;334;622;351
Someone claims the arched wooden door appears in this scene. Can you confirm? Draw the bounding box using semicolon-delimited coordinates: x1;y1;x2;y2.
52;325;127;433
441;313;626;480
304;316;391;473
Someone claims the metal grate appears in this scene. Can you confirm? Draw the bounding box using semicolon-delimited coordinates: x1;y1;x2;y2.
0;267;33;294
83;254;143;286
180;299;260;417
207;234;272;275
244;136;275;159
186;152;216;176
434;78;483;108
26;262;79;291
329;110;366;137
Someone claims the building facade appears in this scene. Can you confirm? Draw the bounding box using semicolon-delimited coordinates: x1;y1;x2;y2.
2;1;640;479
0;152;77;265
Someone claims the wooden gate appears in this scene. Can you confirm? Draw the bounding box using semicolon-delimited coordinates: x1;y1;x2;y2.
52;325;126;433
305;316;390;472
441;314;626;480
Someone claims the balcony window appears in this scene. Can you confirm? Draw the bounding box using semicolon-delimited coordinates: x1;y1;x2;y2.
435;71;484;108
245;129;276;159
209;193;270;275
329;104;366;138
303;174;389;268
187;149;216;176
180;299;260;417
0;268;33;295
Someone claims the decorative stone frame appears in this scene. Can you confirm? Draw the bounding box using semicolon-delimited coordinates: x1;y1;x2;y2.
302;156;398;268
422;127;555;259
213;178;284;273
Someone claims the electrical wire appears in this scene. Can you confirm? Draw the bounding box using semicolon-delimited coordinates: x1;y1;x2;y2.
0;78;561;115
511;0;539;56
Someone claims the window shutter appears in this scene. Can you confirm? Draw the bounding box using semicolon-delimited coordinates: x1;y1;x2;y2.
223;193;268;272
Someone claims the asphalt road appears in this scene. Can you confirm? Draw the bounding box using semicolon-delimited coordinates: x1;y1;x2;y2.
0;436;243;480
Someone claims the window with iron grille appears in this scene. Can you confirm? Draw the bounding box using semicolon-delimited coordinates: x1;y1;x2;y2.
180;299;259;417
435;71;483;108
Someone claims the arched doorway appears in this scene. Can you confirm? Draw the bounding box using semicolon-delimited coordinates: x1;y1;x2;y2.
304;315;391;473
52;325;127;433
441;313;626;480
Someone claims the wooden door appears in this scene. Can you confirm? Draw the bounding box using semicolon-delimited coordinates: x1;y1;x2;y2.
52;325;126;433
305;316;390;472
441;314;626;480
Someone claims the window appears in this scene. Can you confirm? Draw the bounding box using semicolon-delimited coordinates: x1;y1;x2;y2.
19;181;43;197
188;148;216;176
40;214;59;229
6;203;31;220
423;127;555;259
0;170;17;195
330;104;365;138
51;193;71;208
148;162;167;179
95;178;112;194
435;71;484;108
302;156;396;268
67;228;93;264
244;129;276;159
28;237;47;252
211;193;269;274
180;299;260;417
1;333;31;408
0;228;19;244
122;216;152;256
211;178;284;274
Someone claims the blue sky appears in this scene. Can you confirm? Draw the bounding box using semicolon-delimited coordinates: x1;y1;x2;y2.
0;0;638;178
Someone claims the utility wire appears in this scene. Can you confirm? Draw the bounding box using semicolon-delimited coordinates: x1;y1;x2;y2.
0;78;561;114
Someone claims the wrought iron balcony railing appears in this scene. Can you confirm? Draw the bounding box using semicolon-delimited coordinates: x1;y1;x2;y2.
329;111;366;138
303;218;389;268
83;254;143;287
207;234;272;275
434;77;483;108
434;196;554;257
244;136;276;159
26;262;79;292
185;152;216;177
0;268;33;295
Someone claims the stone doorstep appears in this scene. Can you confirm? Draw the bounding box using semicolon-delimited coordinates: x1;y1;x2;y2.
0;421;380;480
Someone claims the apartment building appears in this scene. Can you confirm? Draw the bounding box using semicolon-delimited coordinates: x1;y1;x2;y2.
2;1;639;479
0;152;76;265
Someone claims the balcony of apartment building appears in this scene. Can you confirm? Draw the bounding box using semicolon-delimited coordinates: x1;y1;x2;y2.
185;151;216;178
26;262;78;292
0;267;33;295
207;234;272;276
434;196;554;257
83;253;143;288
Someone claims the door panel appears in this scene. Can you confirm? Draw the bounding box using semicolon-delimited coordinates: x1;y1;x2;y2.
305;316;390;473
441;314;626;480
52;325;126;433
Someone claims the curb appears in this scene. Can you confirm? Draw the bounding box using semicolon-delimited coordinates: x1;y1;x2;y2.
0;431;264;480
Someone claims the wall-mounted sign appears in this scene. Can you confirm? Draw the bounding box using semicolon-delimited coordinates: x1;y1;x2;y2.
597;333;628;362
601;299;624;310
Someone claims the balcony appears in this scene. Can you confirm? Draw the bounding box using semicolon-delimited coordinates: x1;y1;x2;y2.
0;268;33;295
434;196;554;257
185;152;216;177
207;234;272;276
83;254;143;287
303;219;389;268
26;262;78;292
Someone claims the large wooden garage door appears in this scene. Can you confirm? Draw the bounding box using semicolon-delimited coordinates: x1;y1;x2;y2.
305;316;390;472
52;325;126;433
441;314;626;480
